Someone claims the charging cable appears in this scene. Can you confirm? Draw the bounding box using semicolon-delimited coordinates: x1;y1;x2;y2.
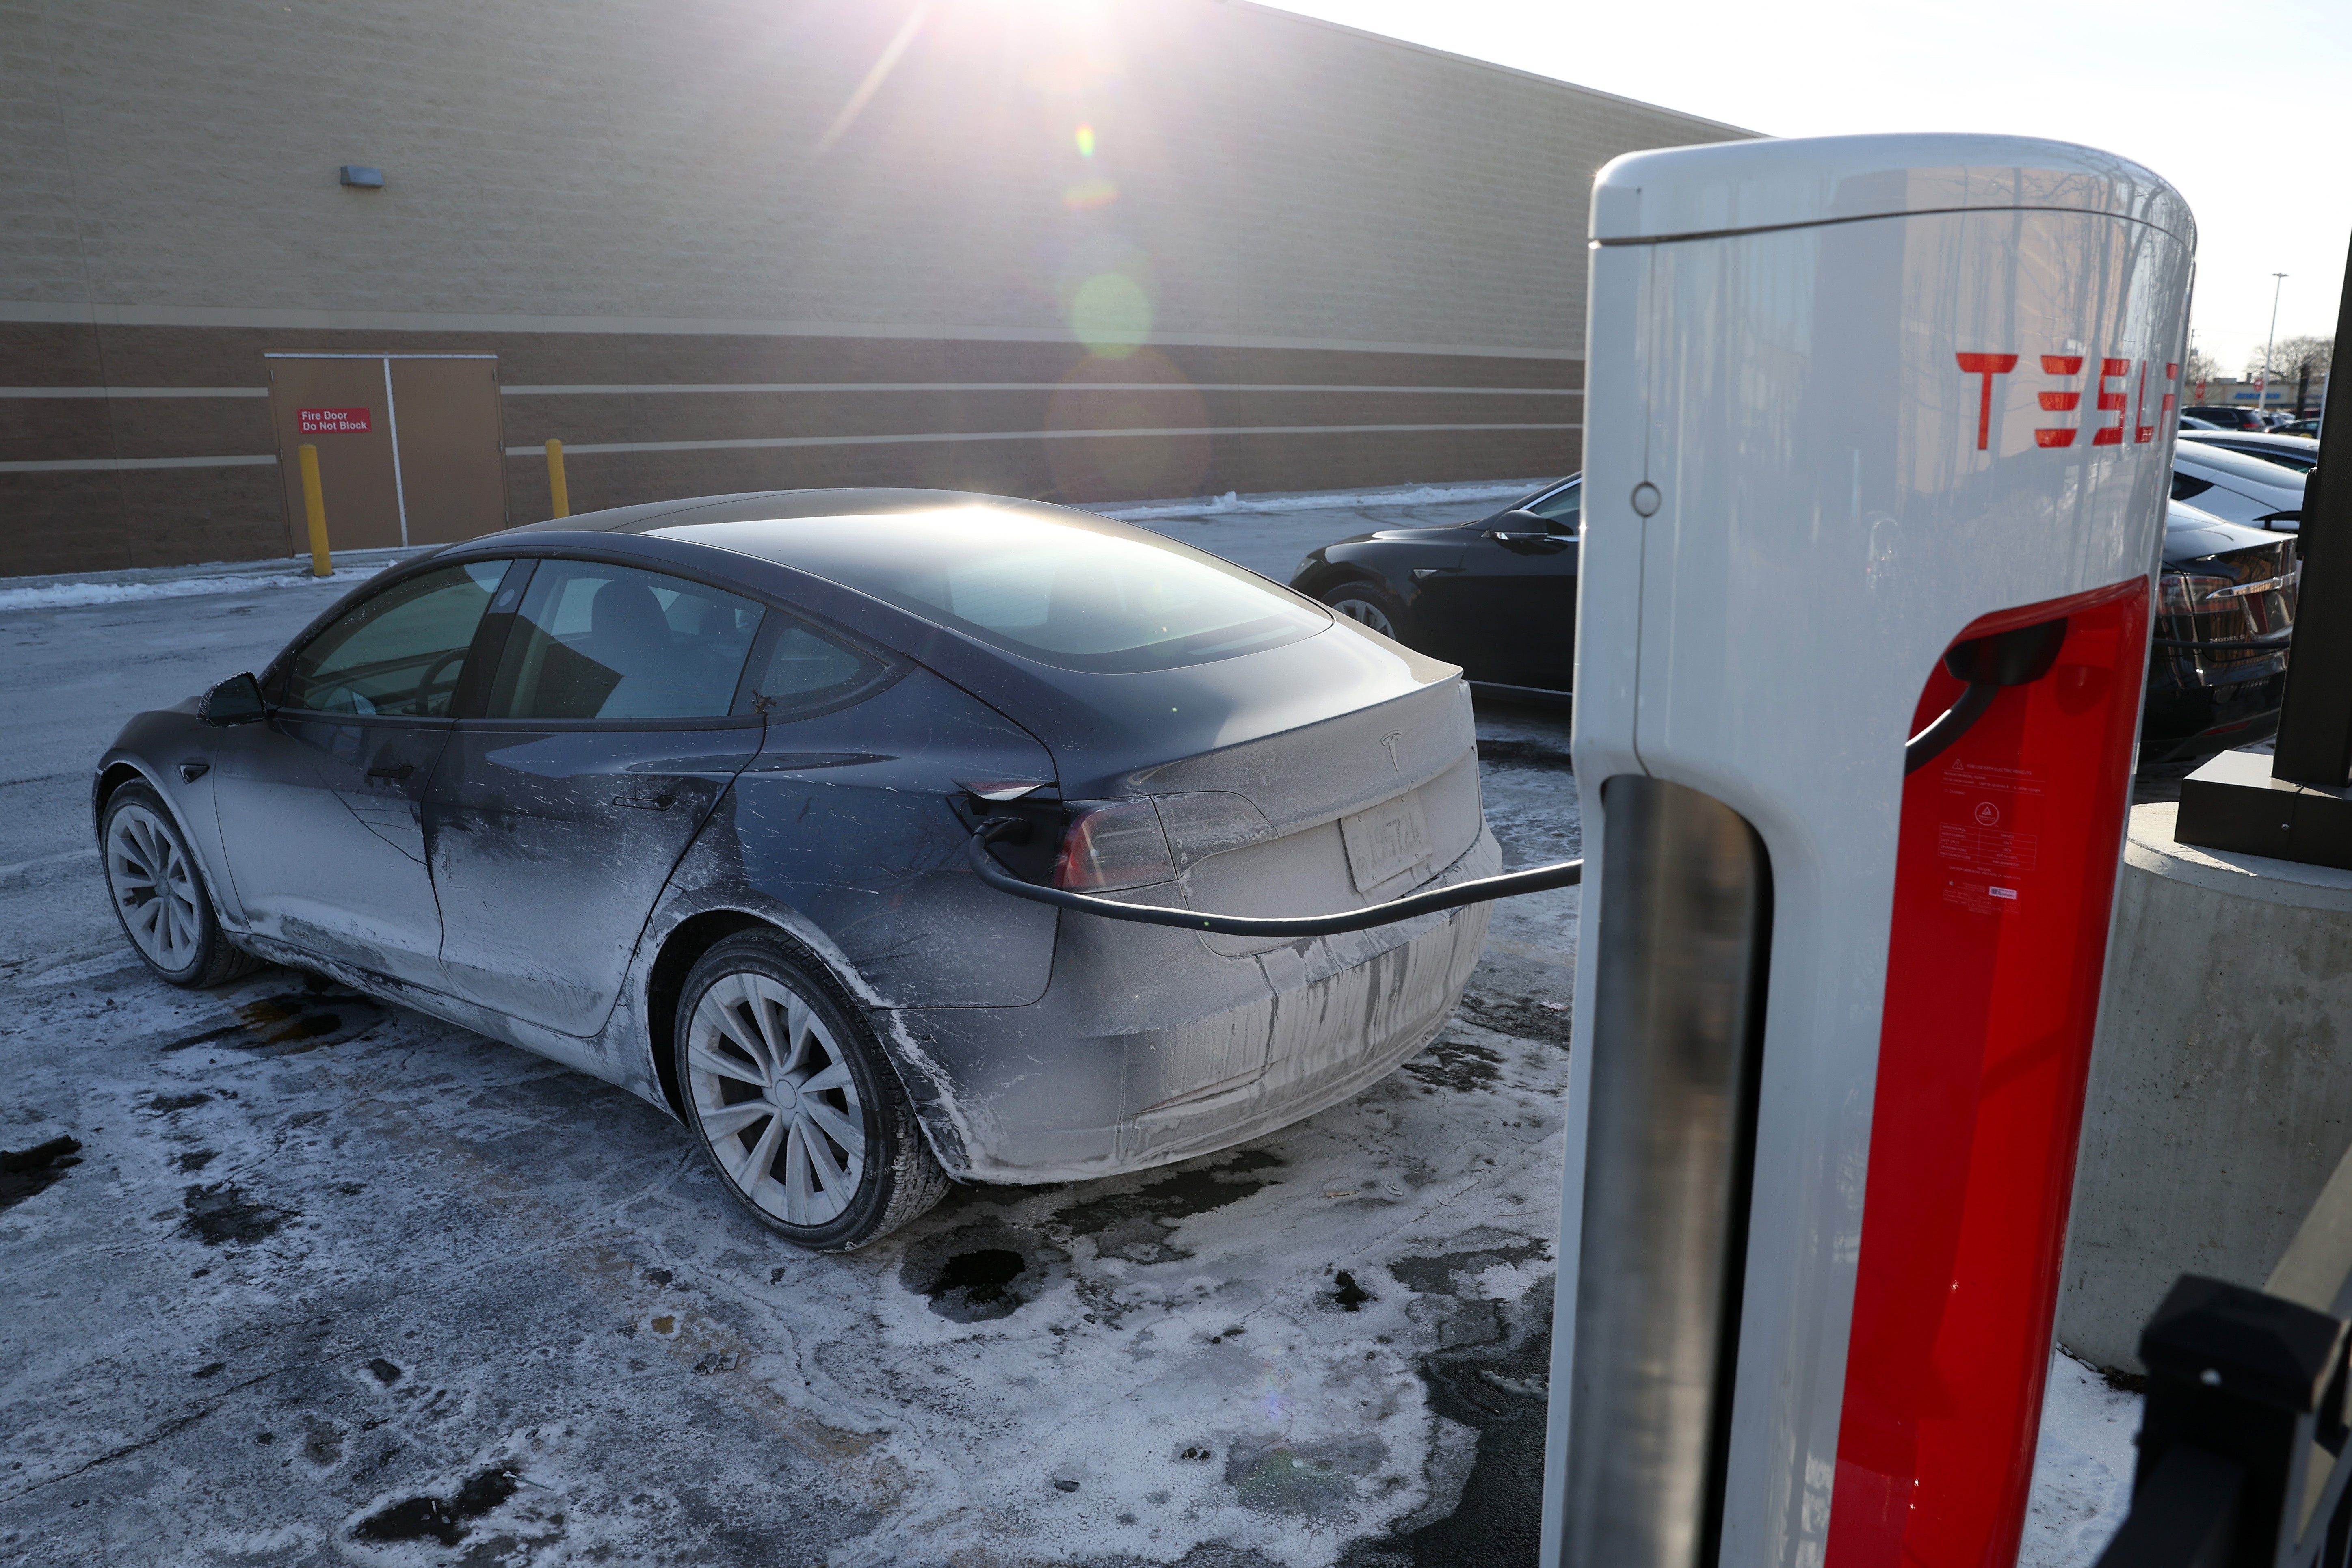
1902;616;2069;775
967;816;1581;938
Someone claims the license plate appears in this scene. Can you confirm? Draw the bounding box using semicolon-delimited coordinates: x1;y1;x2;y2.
1340;790;1432;892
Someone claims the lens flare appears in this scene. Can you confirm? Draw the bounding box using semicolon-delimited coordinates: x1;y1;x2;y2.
1070;273;1150;357
1074;123;1096;158
1062;178;1119;210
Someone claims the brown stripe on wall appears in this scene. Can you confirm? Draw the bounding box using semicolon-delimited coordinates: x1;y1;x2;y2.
3;466;286;577
0;319;1582;575
502;426;1583;525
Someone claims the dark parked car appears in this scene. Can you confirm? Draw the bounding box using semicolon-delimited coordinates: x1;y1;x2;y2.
2178;429;2320;474
95;490;1498;1249
1290;477;2294;773
2183;405;2274;430
1290;475;1582;701
2142;500;2299;770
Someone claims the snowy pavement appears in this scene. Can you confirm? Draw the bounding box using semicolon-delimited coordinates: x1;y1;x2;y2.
0;482;2138;1564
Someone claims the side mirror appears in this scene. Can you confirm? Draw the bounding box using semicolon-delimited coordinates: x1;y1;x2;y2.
1486;509;1565;542
198;672;268;727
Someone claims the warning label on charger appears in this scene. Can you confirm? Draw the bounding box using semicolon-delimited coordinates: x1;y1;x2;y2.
297;407;371;433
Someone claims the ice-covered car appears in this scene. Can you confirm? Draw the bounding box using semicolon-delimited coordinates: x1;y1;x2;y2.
92;490;1498;1249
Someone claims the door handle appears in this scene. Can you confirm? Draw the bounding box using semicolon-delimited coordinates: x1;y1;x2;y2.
365;763;416;781
612;792;677;811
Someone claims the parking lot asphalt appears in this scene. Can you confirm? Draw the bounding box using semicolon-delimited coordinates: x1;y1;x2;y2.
0;486;2132;1565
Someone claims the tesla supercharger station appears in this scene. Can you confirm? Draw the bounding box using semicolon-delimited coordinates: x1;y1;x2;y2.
1539;136;2194;1568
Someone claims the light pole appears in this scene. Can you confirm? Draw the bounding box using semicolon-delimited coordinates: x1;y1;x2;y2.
2259;270;2287;414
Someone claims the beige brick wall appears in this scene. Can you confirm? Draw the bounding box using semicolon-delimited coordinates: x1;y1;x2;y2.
1;0;1745;348
0;0;1751;572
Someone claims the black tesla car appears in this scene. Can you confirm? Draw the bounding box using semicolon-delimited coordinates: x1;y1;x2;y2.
1289;475;1583;702
1290;476;2296;773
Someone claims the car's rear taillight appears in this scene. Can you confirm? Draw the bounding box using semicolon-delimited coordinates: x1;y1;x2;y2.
2158;547;2298;642
2158;571;2232;612
1052;800;1177;891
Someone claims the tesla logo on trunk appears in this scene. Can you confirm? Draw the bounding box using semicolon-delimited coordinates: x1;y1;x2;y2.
1955;355;2176;451
1381;731;1405;774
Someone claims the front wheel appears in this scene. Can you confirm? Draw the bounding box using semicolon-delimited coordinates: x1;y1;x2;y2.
674;932;948;1251
100;781;259;988
1318;579;1415;645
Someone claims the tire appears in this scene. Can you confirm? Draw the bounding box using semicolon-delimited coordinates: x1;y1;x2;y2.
99;781;260;988
673;932;949;1251
1318;579;1415;645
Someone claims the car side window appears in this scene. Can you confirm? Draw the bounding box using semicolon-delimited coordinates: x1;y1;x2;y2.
1524;482;1583;533
486;560;764;722
738;610;895;720
283;561;509;717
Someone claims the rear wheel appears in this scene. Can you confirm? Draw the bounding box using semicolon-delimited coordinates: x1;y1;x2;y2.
1318;580;1414;645
100;782;258;988
674;932;948;1251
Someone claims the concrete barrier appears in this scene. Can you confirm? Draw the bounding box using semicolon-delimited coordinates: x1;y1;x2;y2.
2059;800;2352;1373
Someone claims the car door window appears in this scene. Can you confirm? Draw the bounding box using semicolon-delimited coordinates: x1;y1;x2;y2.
1524;482;1583;533
486;560;763;721
283;561;508;716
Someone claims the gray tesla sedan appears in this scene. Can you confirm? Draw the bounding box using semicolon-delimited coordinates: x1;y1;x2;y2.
94;490;1497;1248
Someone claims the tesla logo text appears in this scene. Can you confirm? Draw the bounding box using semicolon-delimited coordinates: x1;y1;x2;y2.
1954;355;2175;451
1381;731;1406;774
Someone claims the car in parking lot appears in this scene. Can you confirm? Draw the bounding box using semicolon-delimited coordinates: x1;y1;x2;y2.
2141;500;2299;770
2170;441;2306;529
1291;477;2295;773
1290;476;1582;701
2183;406;2275;430
2178;429;2320;474
94;489;1499;1249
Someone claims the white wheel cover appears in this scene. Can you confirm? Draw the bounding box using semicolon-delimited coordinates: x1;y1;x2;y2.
686;972;868;1228
105;803;201;972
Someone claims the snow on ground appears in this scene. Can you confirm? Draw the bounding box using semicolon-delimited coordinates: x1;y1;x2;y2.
0;567;389;614
0;480;2140;1564
2021;1352;2142;1568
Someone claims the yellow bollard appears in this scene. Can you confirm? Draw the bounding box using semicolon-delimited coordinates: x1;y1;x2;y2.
546;439;570;519
297;443;331;577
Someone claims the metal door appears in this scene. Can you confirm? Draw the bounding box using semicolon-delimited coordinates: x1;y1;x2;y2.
265;357;405;550
266;355;505;554
388;358;507;544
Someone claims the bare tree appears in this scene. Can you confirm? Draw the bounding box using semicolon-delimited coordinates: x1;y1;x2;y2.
2185;345;2222;394
2244;335;2332;387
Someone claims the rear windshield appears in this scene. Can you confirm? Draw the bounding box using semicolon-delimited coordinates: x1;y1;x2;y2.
2177;443;2308;487
661;508;1329;673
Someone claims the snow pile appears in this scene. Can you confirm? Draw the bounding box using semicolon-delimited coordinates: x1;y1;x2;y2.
0;567;380;612
2020;1349;2142;1567
1102;480;1550;521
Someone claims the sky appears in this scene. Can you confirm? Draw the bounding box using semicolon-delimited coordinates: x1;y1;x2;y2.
1275;0;2350;384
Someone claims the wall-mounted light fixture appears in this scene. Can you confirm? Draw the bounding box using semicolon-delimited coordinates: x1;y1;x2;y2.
338;166;385;188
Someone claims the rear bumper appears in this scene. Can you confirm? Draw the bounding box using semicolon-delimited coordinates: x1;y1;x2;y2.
890;826;1502;1183
2140;655;2288;768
